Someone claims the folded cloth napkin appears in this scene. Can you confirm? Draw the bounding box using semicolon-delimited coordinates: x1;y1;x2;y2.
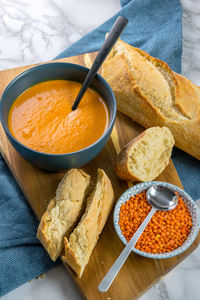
1;0;198;297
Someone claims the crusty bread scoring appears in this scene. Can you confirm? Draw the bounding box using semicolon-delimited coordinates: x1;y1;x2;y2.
102;39;200;159
62;169;114;278
37;169;91;261
115;127;175;182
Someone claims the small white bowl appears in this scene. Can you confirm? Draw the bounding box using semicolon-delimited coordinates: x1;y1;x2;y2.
113;181;200;259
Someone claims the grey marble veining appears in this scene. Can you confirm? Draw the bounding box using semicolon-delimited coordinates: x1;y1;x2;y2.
0;0;120;70
181;0;200;85
0;0;199;87
0;0;88;69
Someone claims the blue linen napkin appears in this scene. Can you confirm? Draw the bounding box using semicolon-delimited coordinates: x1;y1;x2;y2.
1;0;198;297
0;156;59;296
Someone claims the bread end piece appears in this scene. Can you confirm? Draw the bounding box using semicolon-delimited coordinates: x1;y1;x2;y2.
37;169;91;261
115;127;175;182
62;169;114;277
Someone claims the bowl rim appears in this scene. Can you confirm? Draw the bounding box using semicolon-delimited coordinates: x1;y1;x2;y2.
113;181;200;259
0;62;117;157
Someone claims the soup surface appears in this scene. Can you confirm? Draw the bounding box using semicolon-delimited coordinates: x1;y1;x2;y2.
8;80;109;154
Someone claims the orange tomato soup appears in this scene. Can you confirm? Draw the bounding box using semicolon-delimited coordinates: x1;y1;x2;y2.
8;80;109;154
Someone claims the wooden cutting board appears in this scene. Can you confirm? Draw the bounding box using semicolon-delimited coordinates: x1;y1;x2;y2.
0;53;200;300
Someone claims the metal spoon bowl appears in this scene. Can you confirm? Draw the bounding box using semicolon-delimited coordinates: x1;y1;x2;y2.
146;185;178;211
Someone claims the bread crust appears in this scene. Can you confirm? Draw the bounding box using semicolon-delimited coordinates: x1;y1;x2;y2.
115;132;146;182
37;169;91;261
62;169;114;277
37;198;57;258
102;39;200;160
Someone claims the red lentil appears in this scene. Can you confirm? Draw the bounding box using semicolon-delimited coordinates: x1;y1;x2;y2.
119;191;193;253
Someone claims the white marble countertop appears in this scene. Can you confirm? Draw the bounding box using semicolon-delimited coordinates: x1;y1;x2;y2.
1;0;200;299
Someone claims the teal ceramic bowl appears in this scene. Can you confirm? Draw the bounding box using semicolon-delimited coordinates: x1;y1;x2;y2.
0;62;116;171
114;181;200;259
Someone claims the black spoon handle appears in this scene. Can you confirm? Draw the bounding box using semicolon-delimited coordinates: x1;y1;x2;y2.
72;16;128;111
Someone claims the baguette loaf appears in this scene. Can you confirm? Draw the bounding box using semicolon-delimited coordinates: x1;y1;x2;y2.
102;39;200;160
37;169;91;261
115;127;175;182
62;169;114;278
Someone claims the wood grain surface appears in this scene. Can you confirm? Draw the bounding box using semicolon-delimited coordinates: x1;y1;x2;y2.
0;53;199;300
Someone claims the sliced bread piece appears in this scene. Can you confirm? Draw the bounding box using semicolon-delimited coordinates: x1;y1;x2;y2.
37;169;91;261
115;127;175;182
62;169;114;278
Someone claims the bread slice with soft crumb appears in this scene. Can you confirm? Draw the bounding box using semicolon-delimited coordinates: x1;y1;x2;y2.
37;169;91;261
115;127;175;182
62;169;114;278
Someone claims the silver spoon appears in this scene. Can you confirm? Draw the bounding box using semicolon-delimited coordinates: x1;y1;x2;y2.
98;185;178;293
71;16;128;110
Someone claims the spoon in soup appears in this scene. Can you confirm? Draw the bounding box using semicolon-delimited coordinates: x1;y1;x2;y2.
72;16;128;111
98;185;178;292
